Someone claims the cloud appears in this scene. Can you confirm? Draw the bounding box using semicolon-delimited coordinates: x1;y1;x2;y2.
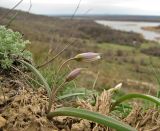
0;0;160;15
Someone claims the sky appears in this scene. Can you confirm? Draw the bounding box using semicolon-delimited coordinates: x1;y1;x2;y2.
0;0;160;16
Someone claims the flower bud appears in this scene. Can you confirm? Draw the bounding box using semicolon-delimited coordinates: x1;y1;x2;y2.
108;83;122;93
65;68;82;82
74;52;101;62
114;83;122;90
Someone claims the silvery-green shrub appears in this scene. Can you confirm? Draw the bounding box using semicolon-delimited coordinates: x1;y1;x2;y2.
0;26;32;69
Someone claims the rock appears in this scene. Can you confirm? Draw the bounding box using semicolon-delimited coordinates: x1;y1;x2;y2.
71;120;90;131
0;96;9;105
0;116;6;128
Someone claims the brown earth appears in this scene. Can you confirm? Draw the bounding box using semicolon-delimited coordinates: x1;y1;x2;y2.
0;76;160;131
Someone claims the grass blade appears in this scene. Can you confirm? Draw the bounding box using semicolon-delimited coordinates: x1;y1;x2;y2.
57;93;85;101
47;107;136;131
111;93;160;110
20;60;51;97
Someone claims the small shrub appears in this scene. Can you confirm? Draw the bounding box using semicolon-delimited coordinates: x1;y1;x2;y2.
0;26;32;69
141;46;160;56
122;57;129;63
140;58;147;66
116;49;124;56
130;58;136;64
134;64;141;73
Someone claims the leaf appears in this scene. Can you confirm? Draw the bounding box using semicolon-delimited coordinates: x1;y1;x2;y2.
20;60;51;97
57;93;85;100
47;107;136;131
111;93;160;110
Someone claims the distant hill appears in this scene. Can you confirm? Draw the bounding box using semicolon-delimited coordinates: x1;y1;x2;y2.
0;7;146;47
60;15;160;22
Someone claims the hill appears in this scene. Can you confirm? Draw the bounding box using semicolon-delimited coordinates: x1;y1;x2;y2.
71;15;160;22
0;7;159;92
0;7;146;46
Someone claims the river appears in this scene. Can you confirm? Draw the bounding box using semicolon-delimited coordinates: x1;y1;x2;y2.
96;20;160;42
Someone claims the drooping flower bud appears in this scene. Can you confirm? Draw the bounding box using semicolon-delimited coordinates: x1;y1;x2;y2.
65;68;83;82
74;52;101;62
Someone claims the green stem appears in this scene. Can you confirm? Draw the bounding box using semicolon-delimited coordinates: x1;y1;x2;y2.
111;93;160;111
47;107;136;131
57;92;85;101
47;81;66;113
36;41;75;69
57;58;74;74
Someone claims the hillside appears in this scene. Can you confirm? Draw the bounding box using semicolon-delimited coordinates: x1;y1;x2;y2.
73;15;160;22
1;7;160;131
0;7;159;92
0;8;146;46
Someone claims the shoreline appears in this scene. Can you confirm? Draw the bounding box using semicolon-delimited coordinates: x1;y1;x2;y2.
142;25;160;41
142;25;160;33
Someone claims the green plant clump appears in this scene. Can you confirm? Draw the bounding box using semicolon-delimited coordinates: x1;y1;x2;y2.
0;26;32;69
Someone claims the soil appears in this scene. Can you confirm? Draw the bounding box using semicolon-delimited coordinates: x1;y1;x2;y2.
0;73;160;131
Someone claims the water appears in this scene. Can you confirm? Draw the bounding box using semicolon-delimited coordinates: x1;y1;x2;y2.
96;20;160;41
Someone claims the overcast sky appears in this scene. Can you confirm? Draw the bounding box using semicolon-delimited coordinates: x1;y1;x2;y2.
0;0;160;16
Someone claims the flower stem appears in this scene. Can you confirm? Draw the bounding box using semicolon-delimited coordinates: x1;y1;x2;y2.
57;58;74;74
47;81;66;113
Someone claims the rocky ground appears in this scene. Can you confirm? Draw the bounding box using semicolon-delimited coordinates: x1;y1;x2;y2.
0;74;160;131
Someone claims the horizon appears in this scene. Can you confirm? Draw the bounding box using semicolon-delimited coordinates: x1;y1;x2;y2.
1;7;160;17
1;0;160;16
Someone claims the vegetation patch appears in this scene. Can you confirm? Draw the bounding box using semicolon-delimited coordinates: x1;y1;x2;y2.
0;26;32;71
141;46;160;56
77;21;145;46
0;8;146;47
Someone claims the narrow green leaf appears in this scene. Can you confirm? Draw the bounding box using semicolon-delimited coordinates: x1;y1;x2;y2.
20;60;51;97
57;93;85;100
47;107;136;131
111;93;160;110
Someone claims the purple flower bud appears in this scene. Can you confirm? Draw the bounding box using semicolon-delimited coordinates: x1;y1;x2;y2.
65;68;82;82
74;52;101;62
